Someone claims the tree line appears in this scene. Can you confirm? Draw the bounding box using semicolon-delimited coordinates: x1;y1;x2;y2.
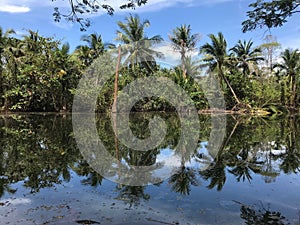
0;14;299;113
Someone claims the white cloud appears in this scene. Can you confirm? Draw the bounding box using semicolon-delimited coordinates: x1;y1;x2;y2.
0;4;30;13
0;0;65;13
154;42;199;67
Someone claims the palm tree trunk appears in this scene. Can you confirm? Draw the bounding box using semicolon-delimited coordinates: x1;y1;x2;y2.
181;55;186;79
291;74;297;110
112;45;121;113
218;64;240;104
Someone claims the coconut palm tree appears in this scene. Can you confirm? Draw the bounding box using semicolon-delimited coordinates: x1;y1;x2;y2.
230;39;264;77
80;32;115;60
75;45;93;67
169;24;200;78
200;32;240;105
115;14;163;70
22;30;40;53
112;14;163;112
273;49;300;109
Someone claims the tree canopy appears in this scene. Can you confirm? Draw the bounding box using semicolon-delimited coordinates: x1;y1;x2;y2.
242;0;300;32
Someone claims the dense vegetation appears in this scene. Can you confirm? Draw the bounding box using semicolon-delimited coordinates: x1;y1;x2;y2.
0;15;299;113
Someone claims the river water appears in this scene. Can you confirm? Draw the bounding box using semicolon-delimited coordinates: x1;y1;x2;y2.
0;113;299;224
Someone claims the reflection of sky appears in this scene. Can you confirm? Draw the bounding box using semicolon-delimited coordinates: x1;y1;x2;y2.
1;153;300;224
186;141;214;170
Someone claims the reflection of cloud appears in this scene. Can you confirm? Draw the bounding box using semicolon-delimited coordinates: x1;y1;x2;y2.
3;198;31;205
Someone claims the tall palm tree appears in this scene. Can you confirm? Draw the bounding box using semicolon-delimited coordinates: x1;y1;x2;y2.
230;40;264;77
273;49;300;109
115;14;163;70
112;14;163;112
200;32;240;104
169;24;200;78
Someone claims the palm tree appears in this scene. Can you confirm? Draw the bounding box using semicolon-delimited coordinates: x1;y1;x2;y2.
23;30;40;53
75;45;93;67
112;14;163;112
169;24;200;78
115;14;163;70
81;32;115;60
200;32;240;105
230;40;264;77
273;49;300;109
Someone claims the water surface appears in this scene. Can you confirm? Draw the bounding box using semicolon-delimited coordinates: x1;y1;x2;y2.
0;113;299;224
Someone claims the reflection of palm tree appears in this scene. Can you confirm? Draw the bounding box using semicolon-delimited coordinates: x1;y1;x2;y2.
169;166;199;195
239;202;288;225
228;149;263;182
115;185;149;207
200;159;226;191
198;118;240;191
73;160;103;186
274;116;300;173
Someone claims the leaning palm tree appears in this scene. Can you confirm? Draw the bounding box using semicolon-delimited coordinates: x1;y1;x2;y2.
230;39;264;77
273;49;300;109
169;24;200;78
200;32;240;105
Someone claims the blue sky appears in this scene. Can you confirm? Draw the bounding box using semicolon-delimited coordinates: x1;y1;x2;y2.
0;0;299;53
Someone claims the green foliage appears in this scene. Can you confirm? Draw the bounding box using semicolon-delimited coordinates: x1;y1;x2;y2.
0;19;300;113
242;0;300;32
0;30;82;112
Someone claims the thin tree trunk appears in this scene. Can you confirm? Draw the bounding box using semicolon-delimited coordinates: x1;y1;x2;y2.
181;55;186;79
219;64;240;104
180;41;186;79
291;74;297;110
112;45;121;113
